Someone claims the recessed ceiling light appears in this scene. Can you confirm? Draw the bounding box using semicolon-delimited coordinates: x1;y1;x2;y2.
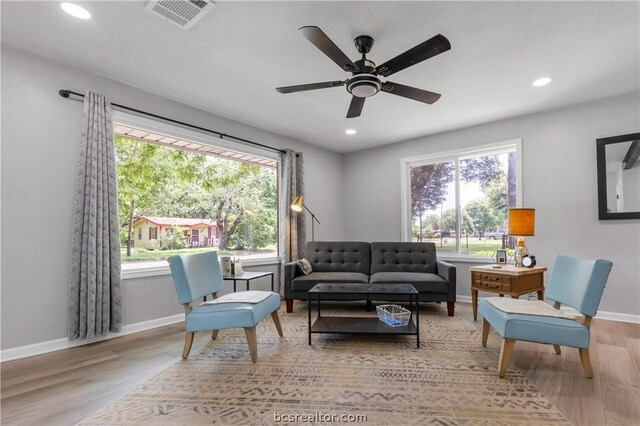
532;77;552;87
345;129;357;135
60;3;91;20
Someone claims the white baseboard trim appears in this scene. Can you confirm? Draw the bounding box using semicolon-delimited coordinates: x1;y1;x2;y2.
0;313;184;363
456;295;640;324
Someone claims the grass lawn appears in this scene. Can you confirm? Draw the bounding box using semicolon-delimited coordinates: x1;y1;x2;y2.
423;237;510;257
121;245;276;262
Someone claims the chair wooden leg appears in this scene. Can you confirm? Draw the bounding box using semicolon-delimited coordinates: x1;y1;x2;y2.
447;301;455;316
244;327;258;363
271;311;284;337
579;348;594;378
182;332;195;359
498;338;516;378
482;319;490;347
211;330;219;340
553;345;561;354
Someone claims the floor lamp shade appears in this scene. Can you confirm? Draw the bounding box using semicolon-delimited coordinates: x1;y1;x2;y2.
290;195;304;212
508;208;535;267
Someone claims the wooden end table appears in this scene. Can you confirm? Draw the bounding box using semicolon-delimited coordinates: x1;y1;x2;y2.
469;264;547;321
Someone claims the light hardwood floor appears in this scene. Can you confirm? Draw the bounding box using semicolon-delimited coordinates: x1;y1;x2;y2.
1;302;638;425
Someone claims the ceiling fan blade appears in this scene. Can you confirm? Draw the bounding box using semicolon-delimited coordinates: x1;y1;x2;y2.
299;26;358;73
381;81;441;104
346;96;365;118
375;34;451;77
276;80;344;94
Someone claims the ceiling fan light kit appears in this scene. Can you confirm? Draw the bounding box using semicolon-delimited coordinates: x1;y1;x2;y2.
276;26;451;118
346;74;381;98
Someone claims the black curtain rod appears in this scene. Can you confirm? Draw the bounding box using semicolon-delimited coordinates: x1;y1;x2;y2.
59;89;287;155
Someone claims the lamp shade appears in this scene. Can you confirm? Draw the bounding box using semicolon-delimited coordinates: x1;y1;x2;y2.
290;195;304;212
508;208;535;236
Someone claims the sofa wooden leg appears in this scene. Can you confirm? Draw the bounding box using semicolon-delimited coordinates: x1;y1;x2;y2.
285;298;293;313
447;301;455;316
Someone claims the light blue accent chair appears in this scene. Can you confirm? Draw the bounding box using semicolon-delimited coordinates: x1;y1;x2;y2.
478;255;612;378
168;252;283;363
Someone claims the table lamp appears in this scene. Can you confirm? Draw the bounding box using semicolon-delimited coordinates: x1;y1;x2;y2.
290;195;320;241
508;208;535;267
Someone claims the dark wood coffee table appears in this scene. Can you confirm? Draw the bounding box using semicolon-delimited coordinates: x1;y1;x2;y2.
307;283;420;348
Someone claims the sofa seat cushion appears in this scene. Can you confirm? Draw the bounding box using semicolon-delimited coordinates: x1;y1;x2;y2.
291;272;369;292
369;272;448;293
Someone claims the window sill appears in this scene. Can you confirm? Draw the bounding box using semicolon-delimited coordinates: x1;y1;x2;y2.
121;256;281;280
437;255;495;264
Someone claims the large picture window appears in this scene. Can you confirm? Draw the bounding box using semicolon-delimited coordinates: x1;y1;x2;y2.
113;117;279;271
402;140;521;258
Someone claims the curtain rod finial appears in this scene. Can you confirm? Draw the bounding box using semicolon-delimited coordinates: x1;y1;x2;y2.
59;90;70;98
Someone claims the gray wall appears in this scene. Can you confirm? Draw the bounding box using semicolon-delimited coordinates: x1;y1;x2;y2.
343;91;640;316
0;46;344;350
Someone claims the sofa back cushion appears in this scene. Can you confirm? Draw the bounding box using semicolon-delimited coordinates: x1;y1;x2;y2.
371;242;437;274
306;241;371;274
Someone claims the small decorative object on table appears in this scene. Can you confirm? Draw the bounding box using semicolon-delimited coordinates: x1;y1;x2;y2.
522;255;536;268
220;256;233;276
234;260;243;276
495;250;507;265
376;304;411;327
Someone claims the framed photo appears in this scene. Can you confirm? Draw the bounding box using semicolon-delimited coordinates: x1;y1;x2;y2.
496;250;507;265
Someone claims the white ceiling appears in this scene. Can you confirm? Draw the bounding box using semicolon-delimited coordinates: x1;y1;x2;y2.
2;1;639;153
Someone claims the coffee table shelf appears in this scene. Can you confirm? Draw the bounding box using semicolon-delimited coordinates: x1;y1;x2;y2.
308;283;420;347
311;317;417;335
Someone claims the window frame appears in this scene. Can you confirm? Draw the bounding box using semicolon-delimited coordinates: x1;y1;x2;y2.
400;139;523;262
113;111;282;279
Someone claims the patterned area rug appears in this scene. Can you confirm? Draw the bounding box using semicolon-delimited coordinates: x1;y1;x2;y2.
81;306;571;425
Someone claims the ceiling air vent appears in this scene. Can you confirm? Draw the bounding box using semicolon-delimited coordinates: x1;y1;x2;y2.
147;0;214;30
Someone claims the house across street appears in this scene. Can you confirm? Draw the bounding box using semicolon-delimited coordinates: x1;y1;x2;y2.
131;215;220;249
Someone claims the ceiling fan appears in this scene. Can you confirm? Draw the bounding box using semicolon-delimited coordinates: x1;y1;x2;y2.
276;26;451;118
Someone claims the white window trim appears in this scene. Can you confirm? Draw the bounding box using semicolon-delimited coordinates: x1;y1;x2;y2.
114;111;281;279
400;139;523;260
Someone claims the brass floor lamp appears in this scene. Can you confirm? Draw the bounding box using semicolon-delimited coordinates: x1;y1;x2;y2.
290;195;320;241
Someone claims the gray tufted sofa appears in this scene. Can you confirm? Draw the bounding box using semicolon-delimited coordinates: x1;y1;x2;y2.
283;241;456;315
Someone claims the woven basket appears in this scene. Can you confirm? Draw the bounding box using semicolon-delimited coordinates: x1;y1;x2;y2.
376;304;411;327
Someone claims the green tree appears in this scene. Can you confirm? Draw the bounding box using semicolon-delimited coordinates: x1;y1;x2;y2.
465;199;499;238
485;172;508;225
441;208;457;233
460;155;502;189
410;163;454;240
159;225;188;250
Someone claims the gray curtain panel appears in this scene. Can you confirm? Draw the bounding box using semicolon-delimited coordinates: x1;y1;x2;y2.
68;92;122;340
278;150;306;295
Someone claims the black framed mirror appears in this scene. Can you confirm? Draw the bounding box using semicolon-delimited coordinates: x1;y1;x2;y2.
597;132;640;220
